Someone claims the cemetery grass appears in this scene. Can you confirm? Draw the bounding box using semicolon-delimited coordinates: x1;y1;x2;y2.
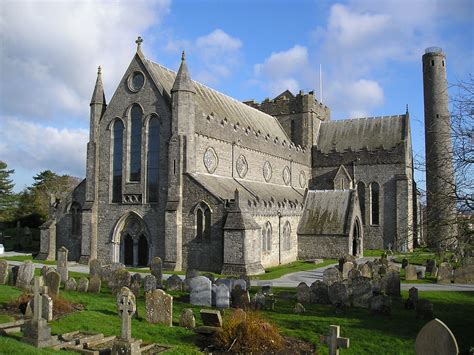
0;254;57;265
254;259;337;280
363;249;385;257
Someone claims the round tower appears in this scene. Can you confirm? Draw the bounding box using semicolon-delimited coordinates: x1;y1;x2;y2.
422;47;456;249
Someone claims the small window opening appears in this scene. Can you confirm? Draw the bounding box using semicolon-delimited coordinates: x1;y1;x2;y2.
173;160;176;174
442;60;445;67
436;114;439;118
431;60;434;66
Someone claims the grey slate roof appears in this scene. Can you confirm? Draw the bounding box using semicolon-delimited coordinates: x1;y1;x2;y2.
145;59;290;142
316;115;407;153
298;189;355;235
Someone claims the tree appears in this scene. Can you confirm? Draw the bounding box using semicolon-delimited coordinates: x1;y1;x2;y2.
0;161;16;222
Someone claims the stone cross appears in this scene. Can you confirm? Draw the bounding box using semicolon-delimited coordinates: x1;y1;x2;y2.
320;325;350;355
135;36;143;50
33;276;48;322
117;287;136;341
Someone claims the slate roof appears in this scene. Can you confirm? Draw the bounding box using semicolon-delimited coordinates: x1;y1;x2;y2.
316;115;407;153
298;189;356;235
145;59;290;142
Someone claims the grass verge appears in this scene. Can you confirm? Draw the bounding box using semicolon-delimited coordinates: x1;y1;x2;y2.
253;259;336;280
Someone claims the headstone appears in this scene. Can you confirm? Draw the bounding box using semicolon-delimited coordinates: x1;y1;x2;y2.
405;265;418;281
369;294;392;315
112;287;141;355
437;262;453;284
144;275;157;293
405;287;419;310
416;299;434;320
42;294;53;321
16;261;35;289
57;246;68;283
431;265;439;278
64;278;77;291
0;260;8;284
45;270;61;297
231;285;250;309
323;267;342;286
233;278;247;291
89;259;102;278
387;264;400;273
130;281;141;299
77;277;89;292
320;325;350;355
351;277;372;308
296;282;311;304
328;282;349;306
166;274;182;291
401;258;409;269
40;266;51;279
453;265;474;284
150;257;163;288
348;268;361;279
425;259;436;273
359;263;372;278
293;302;306;314
381;271;401;297
145;289;173;326
101;262;124;283
253;291;266;309
179;308;195;328
189;276;212;307
342;262;354;280
239;274;251;290
215;284;230;309
109;269;131;295
415;318;459;355
10;265;19;285
310;280;330;304
200;309;222;327
131;273;142;285
88;275;101;293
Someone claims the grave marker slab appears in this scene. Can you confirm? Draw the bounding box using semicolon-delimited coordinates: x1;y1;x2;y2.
215;284;230;309
64;278;77;291
88;275;101;293
144;274;157;293
179;309;195;328
297;282;311;304
166;274;182;291
0;260;8;284
77;277;89;292
200;309;222;327
323;267;342;286
310;281;330;304
405;265;418;281
57;246;68;283
150;257;163;288
415;318;458;355
45;270;61;297
145;289;173;326
16;261;34;290
320;325;350;355
189;276;212;307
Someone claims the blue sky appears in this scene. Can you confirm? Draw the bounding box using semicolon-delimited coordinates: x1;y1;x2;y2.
0;0;473;192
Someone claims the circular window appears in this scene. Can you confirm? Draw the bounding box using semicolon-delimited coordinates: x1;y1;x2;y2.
128;71;145;92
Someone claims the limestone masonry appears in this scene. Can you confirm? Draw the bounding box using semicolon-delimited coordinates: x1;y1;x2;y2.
37;38;426;274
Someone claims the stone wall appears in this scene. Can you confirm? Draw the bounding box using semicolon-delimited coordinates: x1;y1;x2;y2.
298;235;349;259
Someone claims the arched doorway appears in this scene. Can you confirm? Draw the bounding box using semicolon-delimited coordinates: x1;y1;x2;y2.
352;220;360;256
138;235;148;266
123;234;134;266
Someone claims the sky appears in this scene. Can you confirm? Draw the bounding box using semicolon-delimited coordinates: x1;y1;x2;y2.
0;0;473;192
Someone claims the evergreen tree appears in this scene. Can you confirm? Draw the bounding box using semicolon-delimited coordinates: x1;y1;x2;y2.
0;161;16;222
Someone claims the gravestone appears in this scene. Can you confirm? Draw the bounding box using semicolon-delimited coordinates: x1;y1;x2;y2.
425;259;436;273
342;262;354;280
16;261;35;290
416;299;434;320
215;284;230;309
231;285;250;309
109;269;131;295
253;291;266;309
328;282;349;306
296;282;311;304
294;302;306;314
431;265;439;278
10;265;19;285
348;268;361;280
145;289;173;326
323;267;342;286
179;308;195;328
189;276;212;307
42;294;53;321
359;263;372;278
77;277;89;292
233;278;247;291
57;246;68;283
131;273;142;285
405;287;418;310
144;275;157;293
381;271;401;298
437;263;452;284
130;281;141;299
401;258;409;269
310;281;330;304
45;270;61;297
453;265;474;284
64;278;77;291
405;265;418;281
215;278;233;291
320;325;350;355
89;259;102;278
88;275;101;293
415;318;459;355
351;277;372;308
150;257;163;288
369;294;392;315
0;260;8;284
41;266;52;279
166;274;182;291
113;287;140;355
200;309;222;327
239;274;251;290
388;264;400;273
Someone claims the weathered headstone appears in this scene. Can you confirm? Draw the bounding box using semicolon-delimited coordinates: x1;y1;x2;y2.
130;281;141;299
425;259;436;273
323;267;342;286
431;265;439;278
387;264;400;273
342;262;354;280
88;275;101;293
231;285;250;309
112;287;141;355
131;273;142;285
437;262;453;284
42;294;53;321
64;278;77;291
405;265;418;281
0;260;8;284
348;268;361;279
369;294;392;315
200;309;222;327
405;287;418;310
359;263;372;279
215;284;230;309
233;278;247;291
310;280;330;304
453;265;474;284
16;261;35;290
415;318;458;355
320;325;350;355
381;271;401;298
144;274;157;293
150;257;163;288
296;282;311;304
239;274;251;290
351;277;372;308
89;259;102;278
189;276;212;307
166;274;183;291
179;308;195;328
253;291;266;309
294;302;306;314
145;289;173;326
57;246;68;283
109;269;131;295
45;270;61;297
328;282;349;306
77;277;89;292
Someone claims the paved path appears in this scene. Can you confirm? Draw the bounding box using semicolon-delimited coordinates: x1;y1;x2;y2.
3;252;474;292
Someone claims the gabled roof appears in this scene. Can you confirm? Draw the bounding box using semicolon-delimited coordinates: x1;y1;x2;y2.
316;115;407;153
145;59;290;141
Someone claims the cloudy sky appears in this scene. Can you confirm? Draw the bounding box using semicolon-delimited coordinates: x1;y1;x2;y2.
0;0;473;191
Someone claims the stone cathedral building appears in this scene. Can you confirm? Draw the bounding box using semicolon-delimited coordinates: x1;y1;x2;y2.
38;38;418;275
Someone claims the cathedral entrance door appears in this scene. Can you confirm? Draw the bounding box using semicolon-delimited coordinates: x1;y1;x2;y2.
138;235;148;266
123;234;134;266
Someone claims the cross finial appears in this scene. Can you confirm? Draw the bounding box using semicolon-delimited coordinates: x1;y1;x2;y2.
136;36;143;51
181;50;186;61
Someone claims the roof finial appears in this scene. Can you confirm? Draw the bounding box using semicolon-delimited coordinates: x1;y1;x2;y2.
97;66;102;75
181;50;186;61
135;36;143;51
406;104;409;114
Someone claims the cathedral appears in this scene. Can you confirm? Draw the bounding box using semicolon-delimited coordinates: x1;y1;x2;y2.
37;38;419;275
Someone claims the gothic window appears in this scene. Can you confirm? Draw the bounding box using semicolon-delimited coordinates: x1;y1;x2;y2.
70;202;81;237
370;182;380;225
112;119;124;203
282;221;291;250
195;202;211;241
262;221;272;253
147;116;160;202
129;105;142;182
357;182;366;225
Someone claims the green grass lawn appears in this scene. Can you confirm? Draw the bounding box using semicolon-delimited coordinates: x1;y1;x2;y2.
253;259;337;280
363;249;386;257
0;255;57;265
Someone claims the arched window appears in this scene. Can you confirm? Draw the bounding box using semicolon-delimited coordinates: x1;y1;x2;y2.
71;202;81;237
195;202;211;241
147;116;160;202
262;221;272;252
129;105;142;182
357;182;366;225
370;182;380;225
112;120;124;203
283;221;291;250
